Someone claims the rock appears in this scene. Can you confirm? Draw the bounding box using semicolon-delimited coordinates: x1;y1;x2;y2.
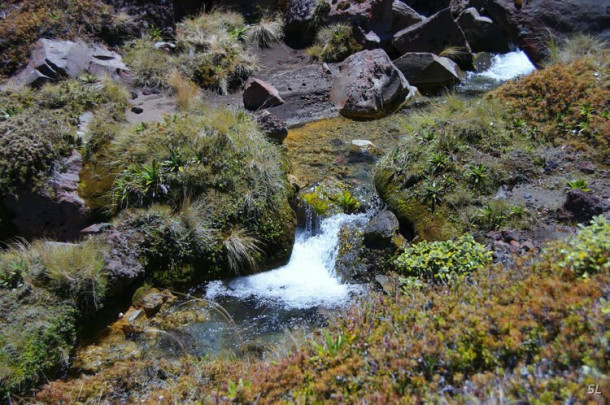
349;140;380;163
2;150;89;241
103;229;145;298
256;111;289;143
330;49;416;120
393;52;464;92
393;0;426;32
80;223;113;236
243;78;284;111
284;0;320;46
327;0;395;46
134;289;177;317
473;52;493;72
563;189;605;223
402;0;451;16
472;0;610;65
457;7;510;53
392;8;473;70
131;107;144;114
13;39;128;87
364;210;400;249
375;274;397;294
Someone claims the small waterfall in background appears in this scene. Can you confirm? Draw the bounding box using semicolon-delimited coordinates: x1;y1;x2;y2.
459;50;536;94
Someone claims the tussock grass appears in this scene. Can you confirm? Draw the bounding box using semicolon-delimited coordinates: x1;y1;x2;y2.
246;14;285;48
223;228;263;275
167;69;200;111
306;23;361;62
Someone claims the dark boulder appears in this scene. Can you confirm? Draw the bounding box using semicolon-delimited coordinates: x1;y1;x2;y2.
457;7;510;53
402;0;451;16
256;111;289;144
392;8;473;70
364;210;400;249
393;0;425;32
283;0;320;46
472;0;610;65
563;189;606;223
2;150;90;241
243;78;284;111
327;0;395;47
393;52;464;92
330;49;416;120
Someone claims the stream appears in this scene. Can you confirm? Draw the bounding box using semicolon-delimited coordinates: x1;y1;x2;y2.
77;50;538;363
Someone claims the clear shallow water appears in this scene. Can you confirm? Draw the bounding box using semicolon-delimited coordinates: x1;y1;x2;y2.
459;50;536;94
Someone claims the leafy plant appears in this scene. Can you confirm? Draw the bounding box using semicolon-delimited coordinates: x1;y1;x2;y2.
421;180;444;210
566;179;590;192
313;330;345;356
467;163;487;186
0;259;27;289
429;152;449;173
394;234;492;284
552;215;609;277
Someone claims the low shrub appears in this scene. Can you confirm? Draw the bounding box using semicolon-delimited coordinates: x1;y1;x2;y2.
394;234;492;283
306;24;362;62
246;14;284;48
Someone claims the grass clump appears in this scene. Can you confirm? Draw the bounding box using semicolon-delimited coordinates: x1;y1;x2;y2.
99;108;296;281
246;14;285;48
375;96;522;240
395;234;492;284
123;10;258;94
0;237;113;398
306;23;362;62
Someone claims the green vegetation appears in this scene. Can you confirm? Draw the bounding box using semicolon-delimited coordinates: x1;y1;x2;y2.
306;23;362;62
494;37;609;161
86;107;297;282
394;234;492;284
246;13;285;48
33;217;610;404
124;10;259;94
375;95;524;240
299;178;361;217
0;239;112;398
0;79;128;195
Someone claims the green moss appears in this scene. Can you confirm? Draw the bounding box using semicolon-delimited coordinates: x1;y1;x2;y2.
299;178;361;218
0;288;76;398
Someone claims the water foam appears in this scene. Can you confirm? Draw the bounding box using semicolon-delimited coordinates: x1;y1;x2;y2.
479;50;536;81
205;213;365;309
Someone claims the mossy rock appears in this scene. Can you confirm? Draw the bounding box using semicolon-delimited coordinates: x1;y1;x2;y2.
297;177;361;218
374;168;459;241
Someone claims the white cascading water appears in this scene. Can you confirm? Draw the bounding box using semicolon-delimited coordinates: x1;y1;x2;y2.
479;50;536;81
459;50;536;94
205;213;366;310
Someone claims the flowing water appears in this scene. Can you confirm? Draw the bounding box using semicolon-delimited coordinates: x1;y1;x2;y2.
154;213;368;357
459;50;536;94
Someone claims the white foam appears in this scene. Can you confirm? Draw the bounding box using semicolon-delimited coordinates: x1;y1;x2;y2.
205;214;365;309
479;50;536;81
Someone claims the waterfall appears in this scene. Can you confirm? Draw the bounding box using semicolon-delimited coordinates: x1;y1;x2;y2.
205;213;366;309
